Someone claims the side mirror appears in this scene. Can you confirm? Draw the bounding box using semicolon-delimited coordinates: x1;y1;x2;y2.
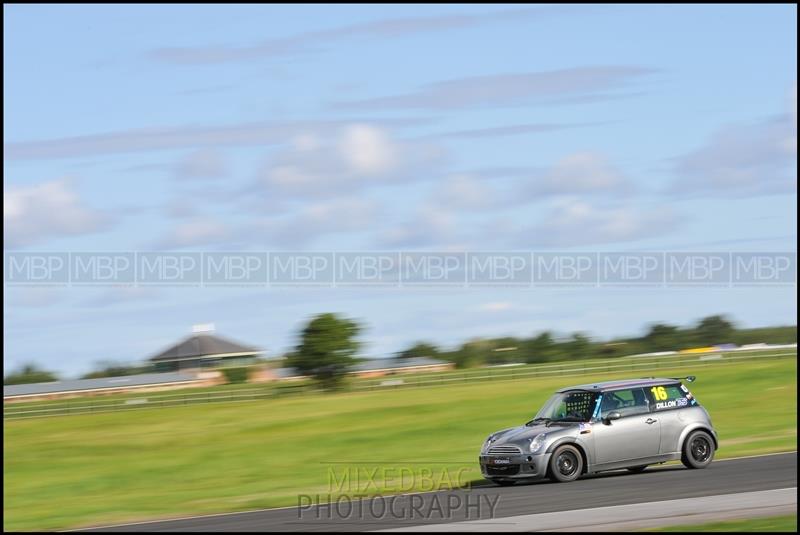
603;411;621;425
686;376;696;383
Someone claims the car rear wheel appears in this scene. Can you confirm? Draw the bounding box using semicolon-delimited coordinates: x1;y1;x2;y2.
548;444;583;482
681;430;715;469
627;465;648;473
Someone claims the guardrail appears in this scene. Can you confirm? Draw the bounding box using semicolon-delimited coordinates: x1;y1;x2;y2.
4;350;795;420
351;350;795;390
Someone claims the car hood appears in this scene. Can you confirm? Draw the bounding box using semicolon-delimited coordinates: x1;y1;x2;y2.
490;423;578;446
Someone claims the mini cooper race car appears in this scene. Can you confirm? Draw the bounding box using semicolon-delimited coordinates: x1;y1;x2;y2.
479;376;717;484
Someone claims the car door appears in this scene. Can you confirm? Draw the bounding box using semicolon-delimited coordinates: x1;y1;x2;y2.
647;382;692;454
592;387;661;466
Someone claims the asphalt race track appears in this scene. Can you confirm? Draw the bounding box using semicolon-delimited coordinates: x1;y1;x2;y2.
73;452;797;532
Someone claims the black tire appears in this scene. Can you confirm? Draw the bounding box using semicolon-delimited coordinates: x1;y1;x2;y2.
548;444;584;482
627;465;648;473
491;479;516;486
681;430;715;469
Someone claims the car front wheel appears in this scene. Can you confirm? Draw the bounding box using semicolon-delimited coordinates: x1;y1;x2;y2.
681;430;715;469
548;444;583;482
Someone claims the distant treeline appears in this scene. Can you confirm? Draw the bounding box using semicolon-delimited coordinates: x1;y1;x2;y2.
4;314;797;384
398;315;797;368
3;361;151;386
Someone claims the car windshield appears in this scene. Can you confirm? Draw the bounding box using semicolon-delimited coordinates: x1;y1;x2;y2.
533;390;597;422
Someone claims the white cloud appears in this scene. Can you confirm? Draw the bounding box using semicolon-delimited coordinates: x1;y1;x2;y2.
81;287;163;308
156;218;231;249
338;124;397;174
5;287;64;308
435;174;496;209
249;197;380;247
526;200;678;247
672;86;797;197
440;121;599;139
784;83;797;154
175;149;228;180
4;118;426;160
536;151;631;195
4;179;110;248
378;205;458;248
290;133;321;151
673;118;796;196
164;199;198;219
150;7;585;65
257;123;446;198
479;302;514;312
334;66;655;110
441;152;632;208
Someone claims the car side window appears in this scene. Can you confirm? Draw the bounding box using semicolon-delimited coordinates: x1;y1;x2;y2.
648;383;692;410
599;388;650;418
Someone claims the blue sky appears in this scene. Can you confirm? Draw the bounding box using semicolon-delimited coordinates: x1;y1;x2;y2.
3;4;797;377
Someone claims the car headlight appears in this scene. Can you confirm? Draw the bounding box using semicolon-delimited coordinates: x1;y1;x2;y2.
530;434;547;453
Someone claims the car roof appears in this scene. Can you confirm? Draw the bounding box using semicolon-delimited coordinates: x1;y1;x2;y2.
557;378;682;393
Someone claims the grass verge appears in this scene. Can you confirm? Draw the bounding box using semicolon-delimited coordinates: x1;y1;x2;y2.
644;514;797;532
4;358;797;531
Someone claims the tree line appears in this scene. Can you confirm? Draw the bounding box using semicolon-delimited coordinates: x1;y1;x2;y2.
397;315;797;368
4;314;796;388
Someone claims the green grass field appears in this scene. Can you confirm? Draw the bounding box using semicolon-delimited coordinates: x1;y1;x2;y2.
5;349;793;419
645;514;797;532
3;348;797;419
4;357;797;531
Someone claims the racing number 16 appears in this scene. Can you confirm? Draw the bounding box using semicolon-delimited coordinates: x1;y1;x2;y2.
651;386;668;400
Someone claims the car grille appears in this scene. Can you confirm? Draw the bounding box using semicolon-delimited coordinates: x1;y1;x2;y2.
487;464;520;476
488;445;522;454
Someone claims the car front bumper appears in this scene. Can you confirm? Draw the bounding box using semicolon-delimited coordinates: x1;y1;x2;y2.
479;452;552;480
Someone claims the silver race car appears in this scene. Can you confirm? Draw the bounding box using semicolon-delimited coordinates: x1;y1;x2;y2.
479;376;717;484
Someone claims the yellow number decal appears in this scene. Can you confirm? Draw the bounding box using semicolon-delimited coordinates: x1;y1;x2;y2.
650;386;668;400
